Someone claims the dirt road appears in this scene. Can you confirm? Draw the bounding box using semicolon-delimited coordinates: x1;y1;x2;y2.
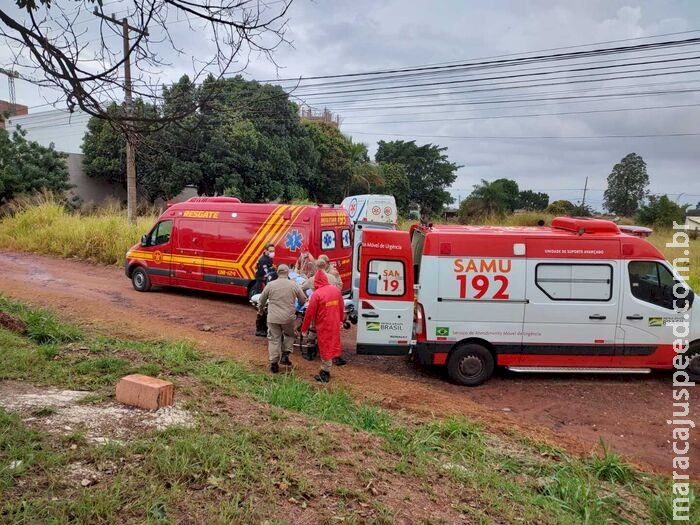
0;251;697;476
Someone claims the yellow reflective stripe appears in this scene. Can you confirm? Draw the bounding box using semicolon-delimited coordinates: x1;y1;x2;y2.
238;205;291;278
236;205;287;271
236;205;286;262
239;205;306;279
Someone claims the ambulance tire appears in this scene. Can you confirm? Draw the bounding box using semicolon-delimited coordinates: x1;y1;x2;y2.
131;267;151;292
447;343;494;387
687;348;700;382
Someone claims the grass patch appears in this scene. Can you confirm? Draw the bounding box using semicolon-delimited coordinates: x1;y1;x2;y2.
587;443;637;484
0;295;82;345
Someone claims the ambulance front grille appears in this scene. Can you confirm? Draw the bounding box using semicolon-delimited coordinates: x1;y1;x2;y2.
506;367;651;374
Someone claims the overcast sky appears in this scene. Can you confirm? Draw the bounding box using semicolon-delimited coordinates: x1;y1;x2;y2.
3;0;700;210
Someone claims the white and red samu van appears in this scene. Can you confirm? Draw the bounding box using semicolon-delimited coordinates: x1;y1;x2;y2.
354;217;699;386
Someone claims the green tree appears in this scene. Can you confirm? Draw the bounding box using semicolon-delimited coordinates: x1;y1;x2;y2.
492;178;520;212
82;75;319;204
380;163;411;215
375;140;458;218
0;127;69;202
348;163;385;195
518;190;549;210
303;121;352;203
603;153;649;216
636;195;688;227
459;178;519;221
546;199;575;215
570;203;593;217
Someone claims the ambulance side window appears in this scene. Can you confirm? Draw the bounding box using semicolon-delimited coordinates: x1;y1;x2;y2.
536;263;612;301
150;220;172;246
341;229;352;248
411;231;425;284
367;259;405;296
629;261;690;310
321;230;336;250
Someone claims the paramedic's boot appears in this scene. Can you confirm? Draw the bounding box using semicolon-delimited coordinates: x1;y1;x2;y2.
256;329;267;337
270;362;279;374
314;370;330;383
332;356;347;366
280;352;293;367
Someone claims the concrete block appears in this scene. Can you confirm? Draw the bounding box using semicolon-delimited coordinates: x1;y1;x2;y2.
116;374;173;410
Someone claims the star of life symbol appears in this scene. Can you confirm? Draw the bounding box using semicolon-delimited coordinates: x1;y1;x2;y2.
342;230;351;247
349;198;358;216
285;230;303;252
323;232;335;248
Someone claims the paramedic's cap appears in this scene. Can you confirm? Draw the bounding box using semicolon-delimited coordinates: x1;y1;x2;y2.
277;264;290;275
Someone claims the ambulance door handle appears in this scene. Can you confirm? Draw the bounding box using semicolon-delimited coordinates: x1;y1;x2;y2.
362;312;379;318
589;314;606;320
626;314;643;320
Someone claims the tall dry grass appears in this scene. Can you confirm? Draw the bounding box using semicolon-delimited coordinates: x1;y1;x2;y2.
648;227;700;290
0;195;156;266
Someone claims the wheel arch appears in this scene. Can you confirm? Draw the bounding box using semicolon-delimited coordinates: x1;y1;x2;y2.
450;337;497;359
126;262;144;278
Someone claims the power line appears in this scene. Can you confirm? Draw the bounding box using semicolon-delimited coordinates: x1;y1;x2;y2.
298;65;700;107
289;53;700;97
340;102;700;125
273;49;700;92
343;130;700;140
260;34;700;83
318;88;700;113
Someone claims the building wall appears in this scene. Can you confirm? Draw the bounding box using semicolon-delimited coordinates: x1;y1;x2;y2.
0;100;28;128
7;109;89;154
65;153;126;205
7;110;126;205
6;109;198;207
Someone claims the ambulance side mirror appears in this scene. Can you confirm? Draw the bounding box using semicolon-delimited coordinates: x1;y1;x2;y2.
140;234;149;247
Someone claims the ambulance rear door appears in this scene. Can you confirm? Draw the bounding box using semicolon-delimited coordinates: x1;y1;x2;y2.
356;229;414;355
350;222;397;307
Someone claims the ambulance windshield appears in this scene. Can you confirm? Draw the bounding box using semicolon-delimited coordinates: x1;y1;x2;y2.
411;230;425;283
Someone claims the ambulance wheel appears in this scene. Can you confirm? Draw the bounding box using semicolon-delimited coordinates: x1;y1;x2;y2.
131;267;151;292
447;343;494;386
687;349;700;382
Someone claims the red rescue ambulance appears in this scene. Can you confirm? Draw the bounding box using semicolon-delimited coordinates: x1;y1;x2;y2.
125;197;353;298
355;217;699;385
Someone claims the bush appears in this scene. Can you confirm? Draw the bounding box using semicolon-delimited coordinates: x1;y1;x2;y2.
636;195;688;227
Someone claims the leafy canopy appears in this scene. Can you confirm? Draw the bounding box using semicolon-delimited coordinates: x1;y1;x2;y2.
603;153;649;216
375;140;459;218
636;195;689;227
0;127;69;203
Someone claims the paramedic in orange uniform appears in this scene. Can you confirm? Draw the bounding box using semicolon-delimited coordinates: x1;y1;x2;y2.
301;270;344;383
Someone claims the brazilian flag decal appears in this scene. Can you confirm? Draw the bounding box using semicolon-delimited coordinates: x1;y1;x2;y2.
367;322;381;332
436;326;450;337
648;317;663;327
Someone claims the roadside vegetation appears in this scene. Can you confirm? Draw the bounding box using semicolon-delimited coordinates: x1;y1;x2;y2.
1;197;699;289
0;196;155;266
0;295;697;524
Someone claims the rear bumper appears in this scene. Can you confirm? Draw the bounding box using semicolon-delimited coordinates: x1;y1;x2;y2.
412;341;451;365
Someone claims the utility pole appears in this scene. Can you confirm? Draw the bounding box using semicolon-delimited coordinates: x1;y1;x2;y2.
93;9;148;224
581;176;588;209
